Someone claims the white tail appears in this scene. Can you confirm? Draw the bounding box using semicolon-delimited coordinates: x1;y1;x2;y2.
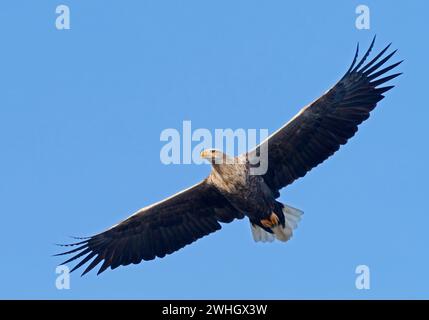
250;223;275;242
250;203;303;243
274;203;303;242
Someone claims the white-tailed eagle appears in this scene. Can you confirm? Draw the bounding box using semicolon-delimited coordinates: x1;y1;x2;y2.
56;37;402;275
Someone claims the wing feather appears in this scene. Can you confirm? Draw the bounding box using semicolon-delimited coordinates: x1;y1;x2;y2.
248;37;402;193
56;180;243;275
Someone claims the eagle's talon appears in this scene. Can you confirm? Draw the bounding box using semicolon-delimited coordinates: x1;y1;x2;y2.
260;213;279;228
270;213;279;225
260;219;272;228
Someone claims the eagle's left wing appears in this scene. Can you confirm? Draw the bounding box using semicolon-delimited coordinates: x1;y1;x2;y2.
248;37;402;196
56;180;243;276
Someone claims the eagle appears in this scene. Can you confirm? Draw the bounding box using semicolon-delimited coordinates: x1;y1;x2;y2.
56;37;402;275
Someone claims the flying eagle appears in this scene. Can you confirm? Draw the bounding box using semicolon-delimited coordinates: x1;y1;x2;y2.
57;37;402;275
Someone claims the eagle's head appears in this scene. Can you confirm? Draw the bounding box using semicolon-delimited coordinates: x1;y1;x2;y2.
200;149;227;164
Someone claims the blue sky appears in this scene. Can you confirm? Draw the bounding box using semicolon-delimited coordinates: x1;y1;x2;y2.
0;1;427;299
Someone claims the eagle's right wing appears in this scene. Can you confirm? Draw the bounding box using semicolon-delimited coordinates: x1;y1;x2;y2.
56;180;243;275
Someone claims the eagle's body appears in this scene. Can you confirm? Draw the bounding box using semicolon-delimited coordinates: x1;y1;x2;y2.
207;154;288;237
57;37;402;275
208;156;271;217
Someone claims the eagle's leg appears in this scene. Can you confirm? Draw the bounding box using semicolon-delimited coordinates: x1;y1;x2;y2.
260;212;279;228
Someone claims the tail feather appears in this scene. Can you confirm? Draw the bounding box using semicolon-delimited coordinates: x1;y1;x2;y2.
249;203;303;243
250;223;275;242
283;204;303;231
276;203;303;242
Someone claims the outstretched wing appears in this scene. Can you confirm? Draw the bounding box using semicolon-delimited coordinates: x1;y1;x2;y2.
56;180;243;275
249;37;402;195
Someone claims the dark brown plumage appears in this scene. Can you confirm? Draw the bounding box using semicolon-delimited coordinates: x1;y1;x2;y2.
252;37;402;195
56;37;401;275
56;181;244;275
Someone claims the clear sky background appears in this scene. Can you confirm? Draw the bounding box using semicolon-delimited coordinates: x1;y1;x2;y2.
0;1;427;299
